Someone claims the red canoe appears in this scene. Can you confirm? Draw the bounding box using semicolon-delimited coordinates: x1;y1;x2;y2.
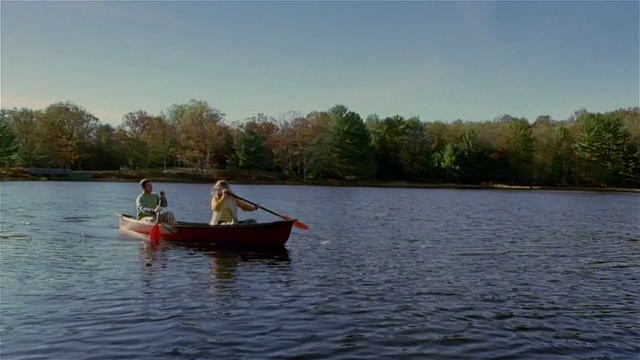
117;213;294;247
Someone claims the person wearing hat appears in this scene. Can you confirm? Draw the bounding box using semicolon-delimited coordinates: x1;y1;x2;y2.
136;178;176;224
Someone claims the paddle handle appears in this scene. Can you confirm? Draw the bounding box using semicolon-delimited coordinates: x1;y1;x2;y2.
228;193;275;216
227;192;309;231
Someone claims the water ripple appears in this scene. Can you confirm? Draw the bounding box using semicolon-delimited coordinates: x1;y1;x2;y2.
1;183;639;359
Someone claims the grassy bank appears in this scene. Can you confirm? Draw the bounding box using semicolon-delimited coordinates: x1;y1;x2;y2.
1;167;638;192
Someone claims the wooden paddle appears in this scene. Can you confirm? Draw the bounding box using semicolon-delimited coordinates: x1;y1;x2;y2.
228;192;309;231
149;208;162;242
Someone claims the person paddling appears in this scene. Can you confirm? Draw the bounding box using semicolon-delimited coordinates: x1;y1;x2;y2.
210;180;258;225
136;178;176;224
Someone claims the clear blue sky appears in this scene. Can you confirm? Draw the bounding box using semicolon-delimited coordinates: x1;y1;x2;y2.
2;1;638;126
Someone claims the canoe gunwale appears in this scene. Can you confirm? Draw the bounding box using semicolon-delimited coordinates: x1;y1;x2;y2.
117;213;295;228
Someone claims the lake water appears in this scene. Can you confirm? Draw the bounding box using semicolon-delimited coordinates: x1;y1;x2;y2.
1;181;638;359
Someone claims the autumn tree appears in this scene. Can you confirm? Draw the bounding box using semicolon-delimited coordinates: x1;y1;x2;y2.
244;113;280;149
39;102;98;169
142;116;178;170
119;110;152;166
270;112;306;176
1;108;47;167
112;128;147;169
303;111;332;180
167;100;226;172
271;116;295;175
122;110;152;138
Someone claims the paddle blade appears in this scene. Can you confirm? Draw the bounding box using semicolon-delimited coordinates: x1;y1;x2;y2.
150;223;161;242
277;214;309;230
293;220;309;231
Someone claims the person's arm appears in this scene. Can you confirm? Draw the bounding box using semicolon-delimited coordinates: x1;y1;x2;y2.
160;191;168;207
212;195;224;211
137;196;156;215
237;198;258;211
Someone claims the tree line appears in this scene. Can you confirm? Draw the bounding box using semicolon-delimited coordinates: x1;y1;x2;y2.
1;100;638;187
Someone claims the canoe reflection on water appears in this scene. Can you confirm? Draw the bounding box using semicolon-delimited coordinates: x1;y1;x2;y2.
207;246;292;291
138;239;292;291
140;239;291;264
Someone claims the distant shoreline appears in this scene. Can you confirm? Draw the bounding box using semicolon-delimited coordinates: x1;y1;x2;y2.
1;168;638;193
